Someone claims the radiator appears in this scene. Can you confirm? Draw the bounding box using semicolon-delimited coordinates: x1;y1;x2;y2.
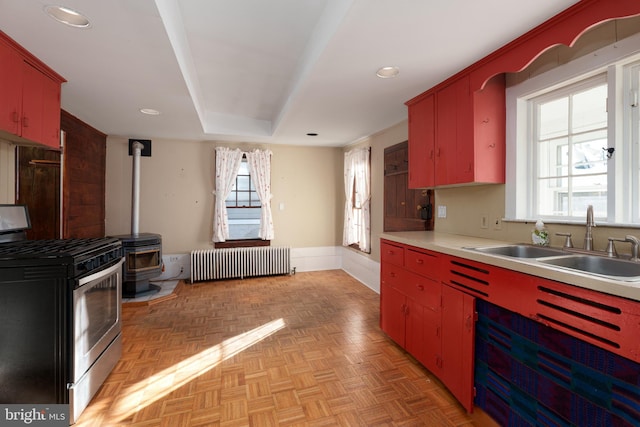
190;246;291;282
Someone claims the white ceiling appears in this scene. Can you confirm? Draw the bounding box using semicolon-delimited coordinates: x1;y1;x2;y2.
0;0;579;147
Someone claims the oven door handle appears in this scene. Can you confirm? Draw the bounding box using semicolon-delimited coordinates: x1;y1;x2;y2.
78;258;125;287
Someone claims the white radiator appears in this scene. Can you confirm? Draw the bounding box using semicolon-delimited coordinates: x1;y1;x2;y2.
190;246;291;282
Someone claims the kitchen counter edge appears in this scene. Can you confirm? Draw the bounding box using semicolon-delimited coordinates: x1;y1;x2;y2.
380;231;640;303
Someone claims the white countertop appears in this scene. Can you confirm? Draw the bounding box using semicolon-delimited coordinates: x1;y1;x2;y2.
380;231;640;302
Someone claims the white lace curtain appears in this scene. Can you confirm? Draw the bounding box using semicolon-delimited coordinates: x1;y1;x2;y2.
343;147;371;252
212;147;274;242
246;149;274;240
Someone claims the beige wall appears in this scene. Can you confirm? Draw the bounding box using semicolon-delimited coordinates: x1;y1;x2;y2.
105;137;343;253
345;121;409;263
0;139;16;204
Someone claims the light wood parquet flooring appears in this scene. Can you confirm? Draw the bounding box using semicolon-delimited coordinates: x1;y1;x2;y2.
75;270;496;426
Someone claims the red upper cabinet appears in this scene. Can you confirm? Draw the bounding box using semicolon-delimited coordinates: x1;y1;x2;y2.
435;73;505;187
406;73;505;188
0;41;23;135
40;71;62;148
0;31;65;150
407;93;435;188
405;0;640;189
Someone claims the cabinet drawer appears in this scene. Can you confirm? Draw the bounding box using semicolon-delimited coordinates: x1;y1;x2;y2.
403;271;440;311
381;262;407;289
381;240;405;266
405;247;439;280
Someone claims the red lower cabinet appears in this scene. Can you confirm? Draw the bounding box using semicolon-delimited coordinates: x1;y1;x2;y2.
380;282;408;347
380;240;477;413
440;284;476;413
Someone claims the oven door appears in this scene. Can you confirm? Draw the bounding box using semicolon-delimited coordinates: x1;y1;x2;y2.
73;258;124;382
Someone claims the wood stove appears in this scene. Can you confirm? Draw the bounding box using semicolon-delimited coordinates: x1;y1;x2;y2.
112;140;163;298
116;232;162;298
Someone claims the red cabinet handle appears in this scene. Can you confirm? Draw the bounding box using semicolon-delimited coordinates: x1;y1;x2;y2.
12;111;19;123
390;272;396;277
22;116;29;128
416;284;424;291
415;258;424;264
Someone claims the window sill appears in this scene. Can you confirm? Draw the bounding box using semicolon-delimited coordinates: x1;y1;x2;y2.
215;239;270;249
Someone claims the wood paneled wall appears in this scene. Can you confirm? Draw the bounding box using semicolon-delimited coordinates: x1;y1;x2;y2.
61;110;106;238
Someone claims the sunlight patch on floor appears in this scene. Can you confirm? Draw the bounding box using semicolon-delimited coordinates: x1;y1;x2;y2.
109;318;286;421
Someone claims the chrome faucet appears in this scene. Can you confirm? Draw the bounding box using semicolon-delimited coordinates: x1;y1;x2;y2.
624;235;640;261
584;205;595;251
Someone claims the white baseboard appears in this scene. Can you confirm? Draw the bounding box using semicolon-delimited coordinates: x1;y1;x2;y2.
290;246;342;272
340;247;380;293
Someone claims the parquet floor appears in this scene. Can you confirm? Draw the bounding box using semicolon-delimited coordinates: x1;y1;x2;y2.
75;270;496;426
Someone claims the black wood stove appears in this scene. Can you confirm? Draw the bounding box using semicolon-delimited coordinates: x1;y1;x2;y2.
113;140;162;298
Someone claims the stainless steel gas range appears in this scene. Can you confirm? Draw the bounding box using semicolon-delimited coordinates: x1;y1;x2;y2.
0;204;124;424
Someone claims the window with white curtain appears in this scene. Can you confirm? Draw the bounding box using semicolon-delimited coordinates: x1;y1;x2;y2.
506;33;640;226
343;147;371;253
213;147;273;244
225;156;262;239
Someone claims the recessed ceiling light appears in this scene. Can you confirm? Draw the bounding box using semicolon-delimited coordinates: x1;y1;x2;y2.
140;108;161;116
44;5;90;28
376;66;400;79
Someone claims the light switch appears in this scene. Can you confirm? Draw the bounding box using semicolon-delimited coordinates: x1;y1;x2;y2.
437;205;446;218
279;202;285;211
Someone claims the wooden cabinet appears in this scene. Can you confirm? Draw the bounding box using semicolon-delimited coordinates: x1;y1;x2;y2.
406;73;505;188
384;141;433;231
440;285;476;413
0;31;65;149
407;93;434;188
0;41;23;136
380;240;476;413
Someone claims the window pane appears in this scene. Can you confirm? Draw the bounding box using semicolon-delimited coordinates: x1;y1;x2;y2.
227;207;261;240
250;192;261;207
539;97;568;140
237;191;250;205
572;84;607;134
538;177;568;216
237;175;250;191
538;137;568;178
238;161;249;175
571;130;607;176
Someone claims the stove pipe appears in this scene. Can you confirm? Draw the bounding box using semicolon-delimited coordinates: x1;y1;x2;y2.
131;141;144;236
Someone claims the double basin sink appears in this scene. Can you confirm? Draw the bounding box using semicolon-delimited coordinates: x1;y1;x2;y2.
465;244;640;281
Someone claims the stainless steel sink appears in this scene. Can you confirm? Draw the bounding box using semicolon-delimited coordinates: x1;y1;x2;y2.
539;255;640;280
467;244;564;258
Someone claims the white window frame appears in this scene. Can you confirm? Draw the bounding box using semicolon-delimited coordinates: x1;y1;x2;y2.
506;32;640;227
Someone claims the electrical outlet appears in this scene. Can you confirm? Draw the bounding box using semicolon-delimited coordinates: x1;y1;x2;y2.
169;255;179;262
494;217;503;230
480;214;489;229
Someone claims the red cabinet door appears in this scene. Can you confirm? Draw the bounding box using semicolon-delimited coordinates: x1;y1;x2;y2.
408;93;435;188
380;282;406;347
405;298;425;361
40;74;61;149
441;284;476;413
420;295;441;375
435;80;457;186
21;62;44;143
0;42;23;135
454;75;473;184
